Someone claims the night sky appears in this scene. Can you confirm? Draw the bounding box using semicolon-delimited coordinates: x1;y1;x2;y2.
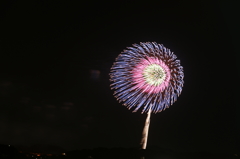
0;0;239;154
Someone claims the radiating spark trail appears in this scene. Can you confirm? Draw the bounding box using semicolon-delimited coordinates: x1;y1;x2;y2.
110;42;184;150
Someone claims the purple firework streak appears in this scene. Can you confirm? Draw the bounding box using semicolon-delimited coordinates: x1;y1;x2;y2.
110;42;184;114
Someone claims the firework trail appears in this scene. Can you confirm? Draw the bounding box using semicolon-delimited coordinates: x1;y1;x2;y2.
110;42;184;149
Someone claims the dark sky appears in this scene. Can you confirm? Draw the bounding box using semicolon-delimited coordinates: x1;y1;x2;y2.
0;0;239;154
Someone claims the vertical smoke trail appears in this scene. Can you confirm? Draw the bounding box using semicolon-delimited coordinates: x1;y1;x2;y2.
110;42;184;149
140;107;151;149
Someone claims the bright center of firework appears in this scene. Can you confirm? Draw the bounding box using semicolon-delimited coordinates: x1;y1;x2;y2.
143;64;166;86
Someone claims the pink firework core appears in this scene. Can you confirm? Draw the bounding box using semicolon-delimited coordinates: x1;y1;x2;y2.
132;57;171;94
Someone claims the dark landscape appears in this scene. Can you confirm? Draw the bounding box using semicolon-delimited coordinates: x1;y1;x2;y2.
1;144;239;159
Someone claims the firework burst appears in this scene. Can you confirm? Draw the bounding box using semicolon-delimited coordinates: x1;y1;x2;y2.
110;42;184;113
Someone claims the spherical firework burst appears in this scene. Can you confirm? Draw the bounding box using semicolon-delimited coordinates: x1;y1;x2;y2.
110;42;184;150
110;42;184;114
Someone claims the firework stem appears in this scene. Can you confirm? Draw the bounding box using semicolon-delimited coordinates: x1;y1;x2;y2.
140;107;152;149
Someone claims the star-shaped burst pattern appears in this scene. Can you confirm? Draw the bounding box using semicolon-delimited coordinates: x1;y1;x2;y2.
110;42;184;113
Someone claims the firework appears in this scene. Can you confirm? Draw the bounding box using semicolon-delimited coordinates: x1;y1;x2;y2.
109;42;184;149
110;42;183;113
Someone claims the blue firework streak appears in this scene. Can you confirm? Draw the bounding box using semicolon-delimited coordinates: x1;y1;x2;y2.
110;42;184;113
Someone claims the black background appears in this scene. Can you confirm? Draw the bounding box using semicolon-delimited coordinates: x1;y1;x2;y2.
0;0;239;154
